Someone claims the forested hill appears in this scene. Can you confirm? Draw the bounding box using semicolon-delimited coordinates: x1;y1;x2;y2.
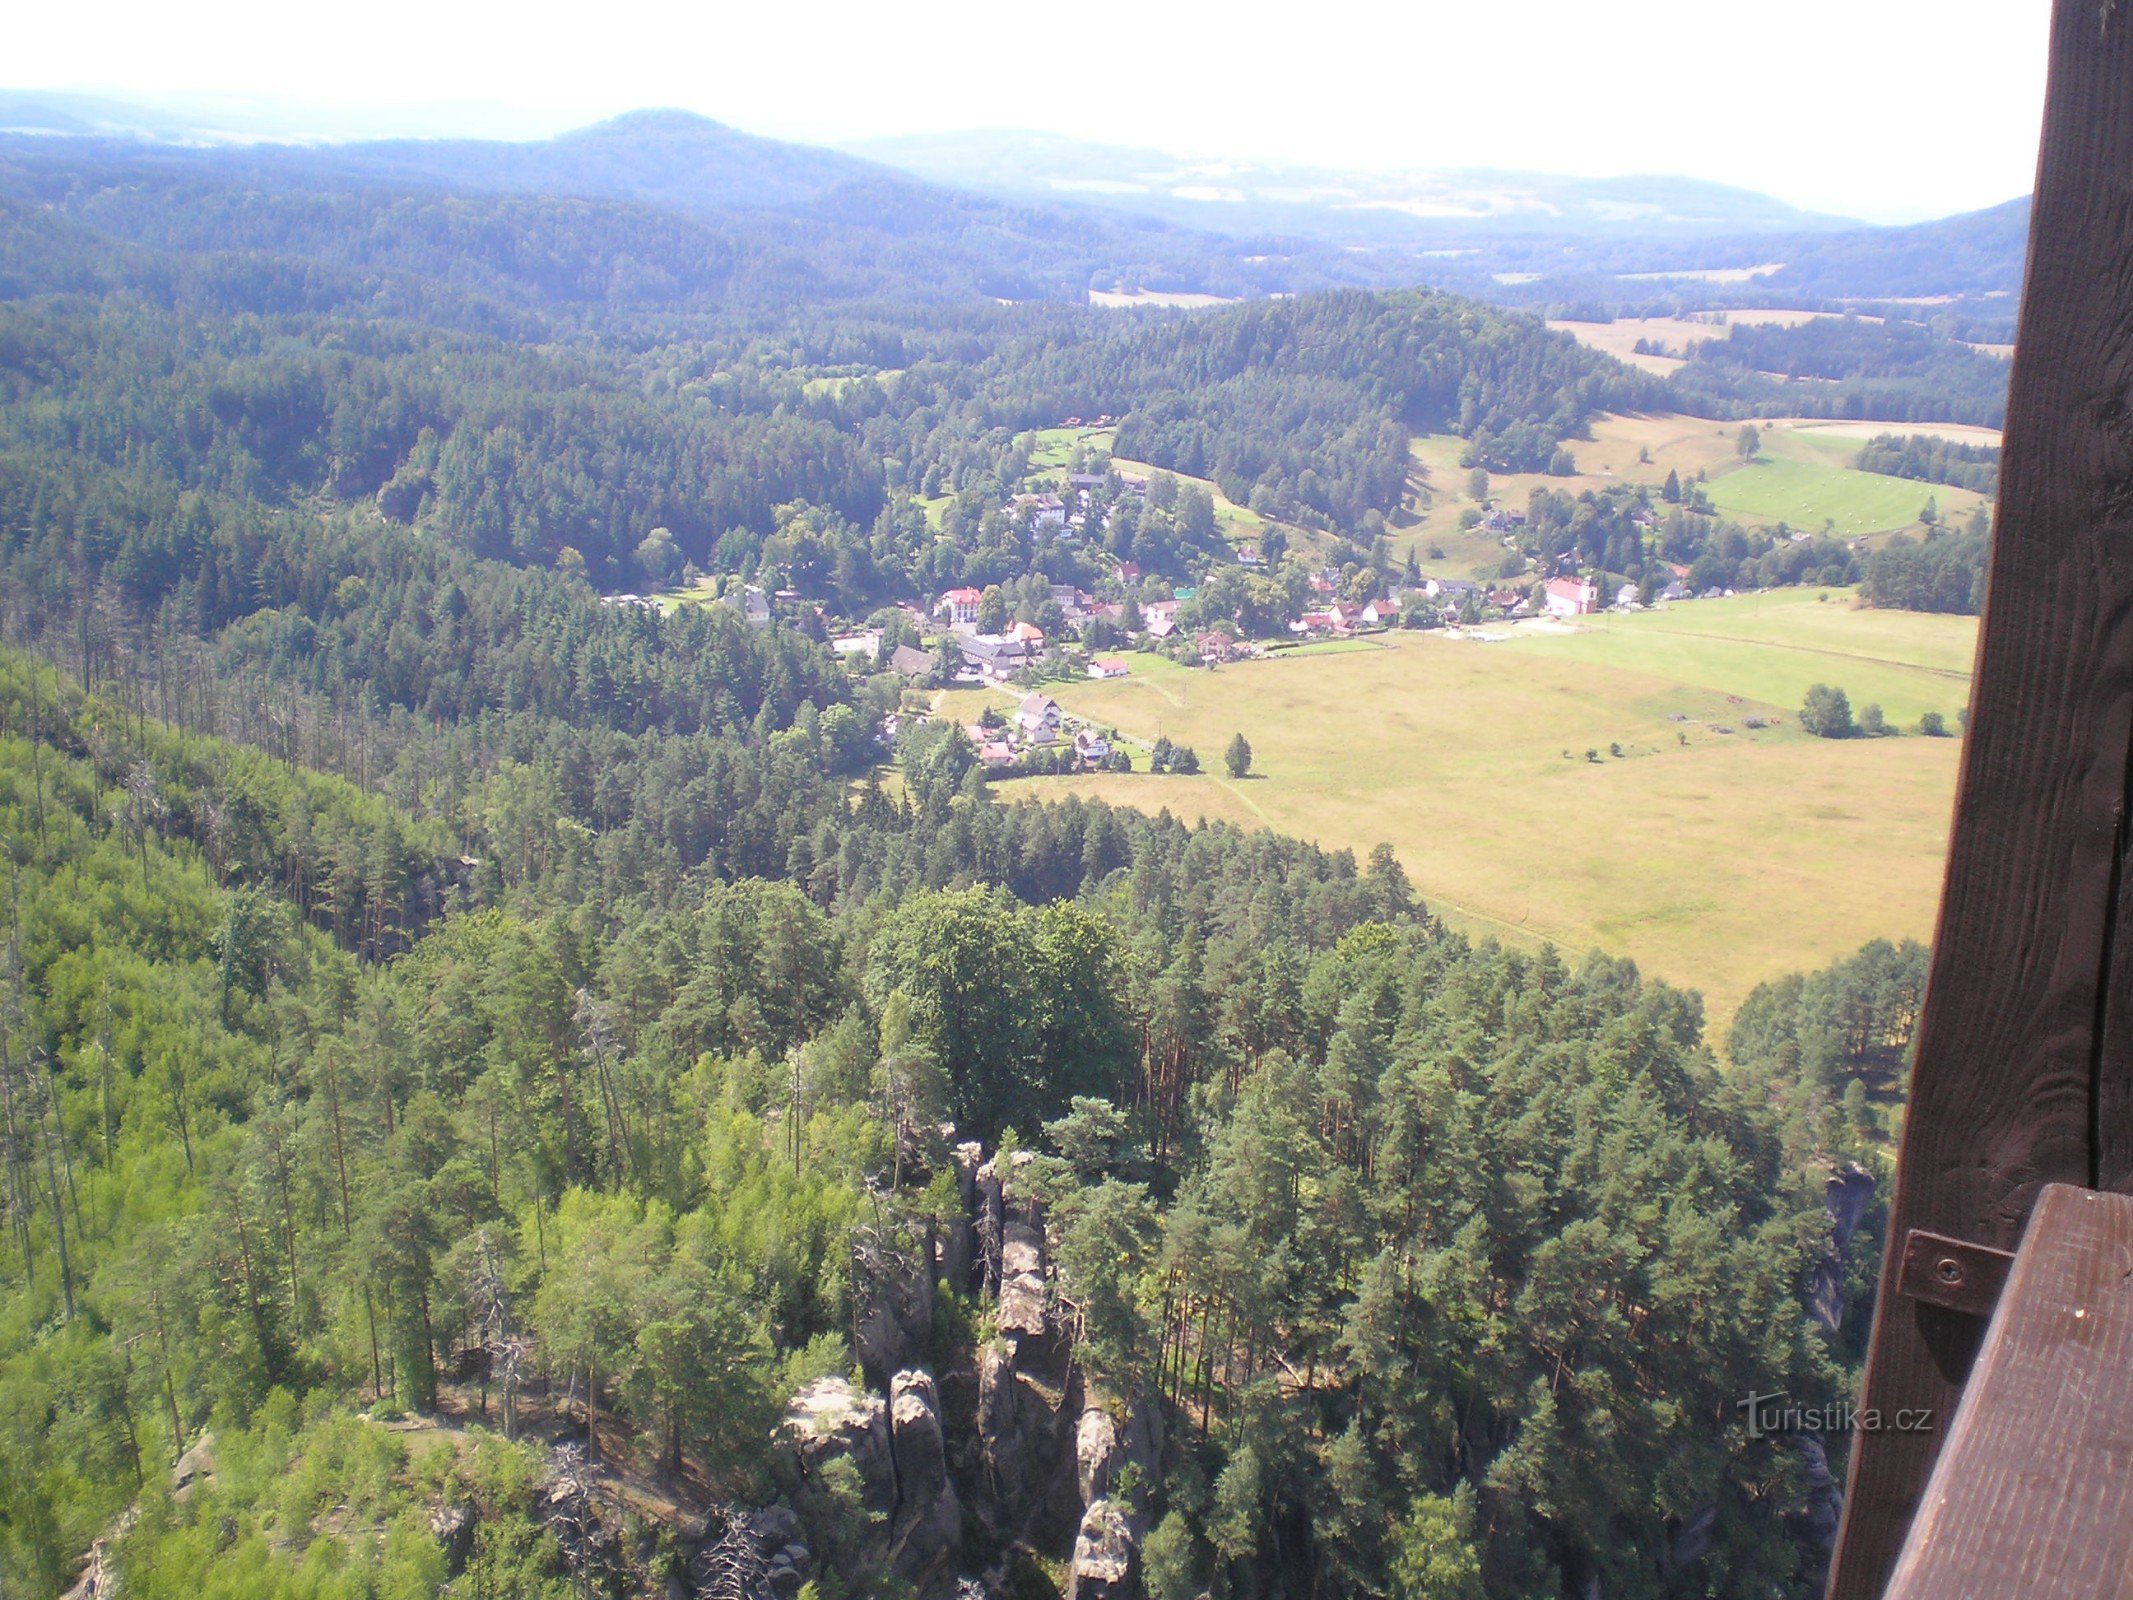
0;118;1382;307
1098;291;1663;492
336;109;903;212
1754;197;2031;303
0;616;1866;1598
0;183;1648;585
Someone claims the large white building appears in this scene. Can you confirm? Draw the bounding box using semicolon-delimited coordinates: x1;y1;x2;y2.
1543;577;1599;618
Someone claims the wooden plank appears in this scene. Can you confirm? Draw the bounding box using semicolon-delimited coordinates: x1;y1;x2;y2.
1826;5;2133;1594
1883;1185;2133;1598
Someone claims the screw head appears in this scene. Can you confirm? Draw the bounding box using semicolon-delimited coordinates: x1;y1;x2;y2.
1935;1256;1965;1286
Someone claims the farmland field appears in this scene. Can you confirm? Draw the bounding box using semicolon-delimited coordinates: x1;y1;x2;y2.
1703;455;1938;534
1706;424;1990;533
1547;310;1836;374
1785;419;2003;448
1088;289;1238;309
1000;589;1971;1035
1401;413;1989;575
1027;424;1115;469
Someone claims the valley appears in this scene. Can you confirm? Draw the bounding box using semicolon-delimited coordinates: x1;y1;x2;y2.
972;589;1969;1031
0;77;2027;1600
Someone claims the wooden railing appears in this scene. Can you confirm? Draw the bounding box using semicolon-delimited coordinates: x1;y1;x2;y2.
1878;1186;2133;1598
1824;4;2133;1595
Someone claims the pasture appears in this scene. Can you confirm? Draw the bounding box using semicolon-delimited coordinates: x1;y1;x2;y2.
1027;425;1115;470
1703;455;1939;534
1088;289;1238;309
1005;589;1971;1036
1706;424;1990;533
1402;412;1990;578
1786;419;2004;449
1548;310;1839;374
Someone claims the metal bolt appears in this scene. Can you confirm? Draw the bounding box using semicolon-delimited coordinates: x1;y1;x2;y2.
1935;1257;1965;1287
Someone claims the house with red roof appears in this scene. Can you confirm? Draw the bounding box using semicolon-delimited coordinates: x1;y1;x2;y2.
1360;598;1402;627
1543;577;1599;618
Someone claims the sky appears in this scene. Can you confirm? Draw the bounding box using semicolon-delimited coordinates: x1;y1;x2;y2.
9;0;2054;223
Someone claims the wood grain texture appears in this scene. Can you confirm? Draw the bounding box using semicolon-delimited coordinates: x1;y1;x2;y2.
1826;4;2133;1594
1883;1186;2133;1599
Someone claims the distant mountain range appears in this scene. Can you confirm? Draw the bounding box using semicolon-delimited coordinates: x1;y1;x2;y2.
0;93;2031;316
843;130;1866;242
0;105;1373;308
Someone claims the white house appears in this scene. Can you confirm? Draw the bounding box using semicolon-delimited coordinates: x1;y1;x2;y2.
1016;693;1063;742
1543;577;1599;618
1010;493;1068;530
936;587;982;625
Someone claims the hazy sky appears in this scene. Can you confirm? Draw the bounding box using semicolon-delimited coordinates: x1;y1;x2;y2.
12;0;2053;222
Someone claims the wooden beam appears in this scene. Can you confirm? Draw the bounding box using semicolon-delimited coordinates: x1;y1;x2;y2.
1826;5;2133;1595
1883;1186;2133;1599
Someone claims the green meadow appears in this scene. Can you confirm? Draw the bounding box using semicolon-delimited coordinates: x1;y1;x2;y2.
1000;589;1970;1034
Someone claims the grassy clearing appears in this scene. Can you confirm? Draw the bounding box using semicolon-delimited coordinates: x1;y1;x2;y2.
1705;456;1939;534
1019;589;1970;1034
802;369;903;398
1402;414;1746;574
1707;425;1988;533
650;577;722;613
1088;289;1238;309
1027;425;1116;471
1549;590;1974;723
1788;420;2004;448
1400;413;1987;568
1269;636;1387;659
1550;310;1848;374
1617;263;1789;284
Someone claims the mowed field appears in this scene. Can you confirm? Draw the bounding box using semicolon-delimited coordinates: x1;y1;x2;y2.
1546;310;1834;375
1402;412;1994;576
1027;424;1115;470
1551;310;2016;371
1088;289;1240;309
1703;457;1936;535
1002;589;1973;1037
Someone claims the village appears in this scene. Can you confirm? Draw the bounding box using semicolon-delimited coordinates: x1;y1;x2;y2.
586;436;1763;780
801;552;1724;778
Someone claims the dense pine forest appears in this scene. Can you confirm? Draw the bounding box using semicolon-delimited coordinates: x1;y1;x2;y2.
0;114;1949;1600
0;632;1903;1600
